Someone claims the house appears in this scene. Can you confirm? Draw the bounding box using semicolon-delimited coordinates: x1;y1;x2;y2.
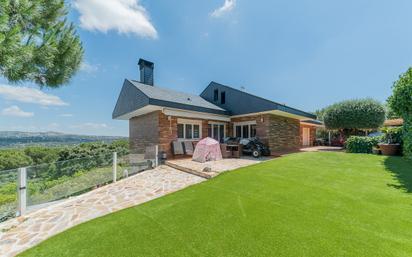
113;59;320;157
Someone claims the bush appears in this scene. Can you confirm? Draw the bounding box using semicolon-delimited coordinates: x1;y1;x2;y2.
323;99;385;130
0;150;33;170
381;127;403;144
346;136;380;154
388;68;412;158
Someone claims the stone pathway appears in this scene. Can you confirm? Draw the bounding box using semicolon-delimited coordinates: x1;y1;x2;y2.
0;166;205;257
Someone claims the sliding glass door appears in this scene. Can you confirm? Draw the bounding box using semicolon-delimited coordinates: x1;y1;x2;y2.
208;123;225;142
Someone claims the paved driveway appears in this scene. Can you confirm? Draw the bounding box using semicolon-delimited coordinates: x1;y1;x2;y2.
0;166;205;257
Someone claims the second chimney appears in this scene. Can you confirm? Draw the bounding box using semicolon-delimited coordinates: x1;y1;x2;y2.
138;59;154;86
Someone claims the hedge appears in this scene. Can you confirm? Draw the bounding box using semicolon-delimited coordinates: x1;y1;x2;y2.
346;136;381;154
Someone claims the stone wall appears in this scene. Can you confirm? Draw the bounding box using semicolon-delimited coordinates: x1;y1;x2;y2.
231;114;301;153
266;115;301;152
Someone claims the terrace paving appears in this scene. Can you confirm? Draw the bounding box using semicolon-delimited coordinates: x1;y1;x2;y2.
0;166;205;257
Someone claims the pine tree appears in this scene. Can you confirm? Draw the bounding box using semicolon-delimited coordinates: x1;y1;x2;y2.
0;0;83;88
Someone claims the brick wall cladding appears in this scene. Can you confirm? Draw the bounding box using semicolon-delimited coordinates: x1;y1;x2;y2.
129;112;159;154
231;114;301;153
158;112;178;158
130;111;229;158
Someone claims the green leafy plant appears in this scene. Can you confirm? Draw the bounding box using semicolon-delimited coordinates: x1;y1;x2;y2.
388;67;412;158
0;0;83;87
381;127;403;145
345;136;381;154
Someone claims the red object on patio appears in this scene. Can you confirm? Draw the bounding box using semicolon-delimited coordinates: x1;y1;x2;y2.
192;137;223;163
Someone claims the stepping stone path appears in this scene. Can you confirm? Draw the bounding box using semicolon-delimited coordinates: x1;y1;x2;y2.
0;166;205;257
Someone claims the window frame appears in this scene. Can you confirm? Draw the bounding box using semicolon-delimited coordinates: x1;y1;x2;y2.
177;119;202;141
220;91;226;104
233;121;257;139
213;89;219;102
208;122;226;141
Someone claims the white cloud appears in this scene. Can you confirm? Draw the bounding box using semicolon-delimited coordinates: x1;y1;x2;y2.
59;113;74;117
1;105;34;118
80;61;99;73
71;123;108;129
74;0;158;39
0;84;68;106
211;0;236;17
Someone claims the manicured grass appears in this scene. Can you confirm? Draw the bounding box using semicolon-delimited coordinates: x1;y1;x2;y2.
20;152;412;257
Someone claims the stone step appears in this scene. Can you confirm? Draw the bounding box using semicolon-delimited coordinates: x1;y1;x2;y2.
165;161;216;179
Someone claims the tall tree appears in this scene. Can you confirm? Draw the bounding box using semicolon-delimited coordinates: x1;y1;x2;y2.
388;67;412;158
0;0;83;88
323;98;385;139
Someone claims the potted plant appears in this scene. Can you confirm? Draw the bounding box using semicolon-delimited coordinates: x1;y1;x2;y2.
378;127;402;156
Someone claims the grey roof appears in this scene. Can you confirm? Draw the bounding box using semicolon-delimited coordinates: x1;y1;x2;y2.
113;79;316;120
129;80;225;111
200;81;317;119
112;80;228;119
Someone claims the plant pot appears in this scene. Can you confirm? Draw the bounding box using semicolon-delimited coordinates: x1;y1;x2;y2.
378;143;401;156
372;147;381;155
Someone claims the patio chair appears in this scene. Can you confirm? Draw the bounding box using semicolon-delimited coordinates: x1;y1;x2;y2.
171;141;184;155
220;143;232;158
183;141;194;156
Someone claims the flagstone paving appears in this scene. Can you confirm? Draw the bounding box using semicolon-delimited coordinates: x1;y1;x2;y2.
0;165;205;257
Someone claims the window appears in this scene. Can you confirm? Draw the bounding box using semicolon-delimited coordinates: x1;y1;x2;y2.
251;124;257;138
242;125;249;139
208;123;226;142
185;124;192;139
219;125;224;141
177;124;184;138
234;121;256;139
214;89;219;101
193;125;200;138
177;119;202;140
220;91;226;104
235;126;242;138
208;124;212;137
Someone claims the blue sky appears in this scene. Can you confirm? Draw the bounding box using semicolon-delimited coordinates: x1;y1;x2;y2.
1;0;412;136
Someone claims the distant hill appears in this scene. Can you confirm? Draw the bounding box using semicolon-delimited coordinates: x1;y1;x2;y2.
0;131;127;148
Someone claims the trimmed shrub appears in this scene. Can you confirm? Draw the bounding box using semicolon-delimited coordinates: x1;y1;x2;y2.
323;99;385;130
346;136;380;154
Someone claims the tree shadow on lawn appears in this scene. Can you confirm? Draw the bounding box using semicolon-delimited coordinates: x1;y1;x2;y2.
384;156;412;193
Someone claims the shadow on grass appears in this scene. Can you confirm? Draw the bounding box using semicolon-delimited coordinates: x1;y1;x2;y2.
384;156;412;193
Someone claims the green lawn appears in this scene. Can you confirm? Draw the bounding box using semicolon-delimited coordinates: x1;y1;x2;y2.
20;152;412;257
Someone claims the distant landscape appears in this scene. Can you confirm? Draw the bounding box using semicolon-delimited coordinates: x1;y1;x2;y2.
0;131;127;148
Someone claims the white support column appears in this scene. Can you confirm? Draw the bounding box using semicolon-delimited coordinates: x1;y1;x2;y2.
112;152;117;183
17;167;27;216
328;131;332;146
155;145;159;167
